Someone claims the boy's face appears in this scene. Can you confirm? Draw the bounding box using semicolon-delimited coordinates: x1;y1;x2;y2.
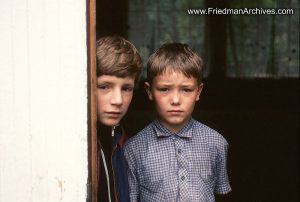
96;75;135;126
145;70;203;133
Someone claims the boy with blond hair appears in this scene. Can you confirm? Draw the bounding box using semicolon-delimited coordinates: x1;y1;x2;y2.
124;43;231;202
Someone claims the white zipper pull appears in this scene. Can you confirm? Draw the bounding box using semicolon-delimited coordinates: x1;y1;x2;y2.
111;126;115;137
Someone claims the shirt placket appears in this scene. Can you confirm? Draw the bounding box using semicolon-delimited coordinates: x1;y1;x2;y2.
175;137;190;202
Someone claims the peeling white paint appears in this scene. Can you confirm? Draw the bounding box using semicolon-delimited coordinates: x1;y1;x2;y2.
0;0;88;201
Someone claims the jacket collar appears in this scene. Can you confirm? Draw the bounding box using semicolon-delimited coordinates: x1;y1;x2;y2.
111;124;128;148
97;122;128;149
115;126;127;147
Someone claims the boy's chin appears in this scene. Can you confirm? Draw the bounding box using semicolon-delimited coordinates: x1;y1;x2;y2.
99;118;120;127
161;117;190;128
168;116;188;124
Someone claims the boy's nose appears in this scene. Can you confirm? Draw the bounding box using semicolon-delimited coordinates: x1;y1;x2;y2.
111;89;123;105
171;91;180;105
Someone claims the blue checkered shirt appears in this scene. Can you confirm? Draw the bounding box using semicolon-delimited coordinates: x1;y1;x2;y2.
123;118;231;202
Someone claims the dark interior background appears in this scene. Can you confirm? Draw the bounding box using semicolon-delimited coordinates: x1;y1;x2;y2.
96;0;299;201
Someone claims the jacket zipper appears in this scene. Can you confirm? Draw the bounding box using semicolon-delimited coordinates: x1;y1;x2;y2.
111;126;118;202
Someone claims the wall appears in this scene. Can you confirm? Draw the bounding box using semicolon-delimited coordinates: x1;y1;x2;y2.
0;1;88;201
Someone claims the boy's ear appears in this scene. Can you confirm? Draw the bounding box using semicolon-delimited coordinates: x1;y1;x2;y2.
144;82;153;100
196;83;204;101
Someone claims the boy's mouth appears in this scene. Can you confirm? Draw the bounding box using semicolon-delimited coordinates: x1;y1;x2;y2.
106;111;122;117
167;110;183;115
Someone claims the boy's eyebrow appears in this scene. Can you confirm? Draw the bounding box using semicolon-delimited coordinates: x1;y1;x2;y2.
97;81;112;84
180;84;196;87
155;80;174;85
156;82;195;87
96;81;134;87
155;83;173;86
122;83;134;87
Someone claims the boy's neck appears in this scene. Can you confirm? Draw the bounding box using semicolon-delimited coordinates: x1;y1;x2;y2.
157;117;191;134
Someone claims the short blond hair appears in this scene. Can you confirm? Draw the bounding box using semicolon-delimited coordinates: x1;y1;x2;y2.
147;43;203;84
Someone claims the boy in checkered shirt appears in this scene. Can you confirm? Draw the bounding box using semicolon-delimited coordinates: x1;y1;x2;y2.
124;43;231;201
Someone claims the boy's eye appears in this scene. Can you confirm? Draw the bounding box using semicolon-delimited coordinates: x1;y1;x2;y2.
182;88;193;92
158;88;169;92
122;86;134;92
97;84;110;90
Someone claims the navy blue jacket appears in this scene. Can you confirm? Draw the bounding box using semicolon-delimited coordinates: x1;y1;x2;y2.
98;125;129;202
111;125;129;202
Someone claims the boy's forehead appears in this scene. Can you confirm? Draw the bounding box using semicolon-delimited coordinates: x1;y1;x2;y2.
154;70;197;84
158;67;190;78
97;74;135;83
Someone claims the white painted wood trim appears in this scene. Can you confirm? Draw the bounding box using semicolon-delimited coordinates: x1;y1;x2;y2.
0;1;88;201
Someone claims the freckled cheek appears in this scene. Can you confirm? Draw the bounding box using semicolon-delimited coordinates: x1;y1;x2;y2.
96;95;102;105
96;101;104;116
155;94;168;101
96;93;110;114
155;100;169;112
97;94;108;107
186;101;197;112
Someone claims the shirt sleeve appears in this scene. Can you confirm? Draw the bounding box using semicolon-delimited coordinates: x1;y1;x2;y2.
123;143;140;202
215;141;232;194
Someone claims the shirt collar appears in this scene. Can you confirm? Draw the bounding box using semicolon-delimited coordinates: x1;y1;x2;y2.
153;118;195;138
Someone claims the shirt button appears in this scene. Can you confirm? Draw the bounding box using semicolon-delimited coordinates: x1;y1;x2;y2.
181;176;185;181
178;149;182;154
